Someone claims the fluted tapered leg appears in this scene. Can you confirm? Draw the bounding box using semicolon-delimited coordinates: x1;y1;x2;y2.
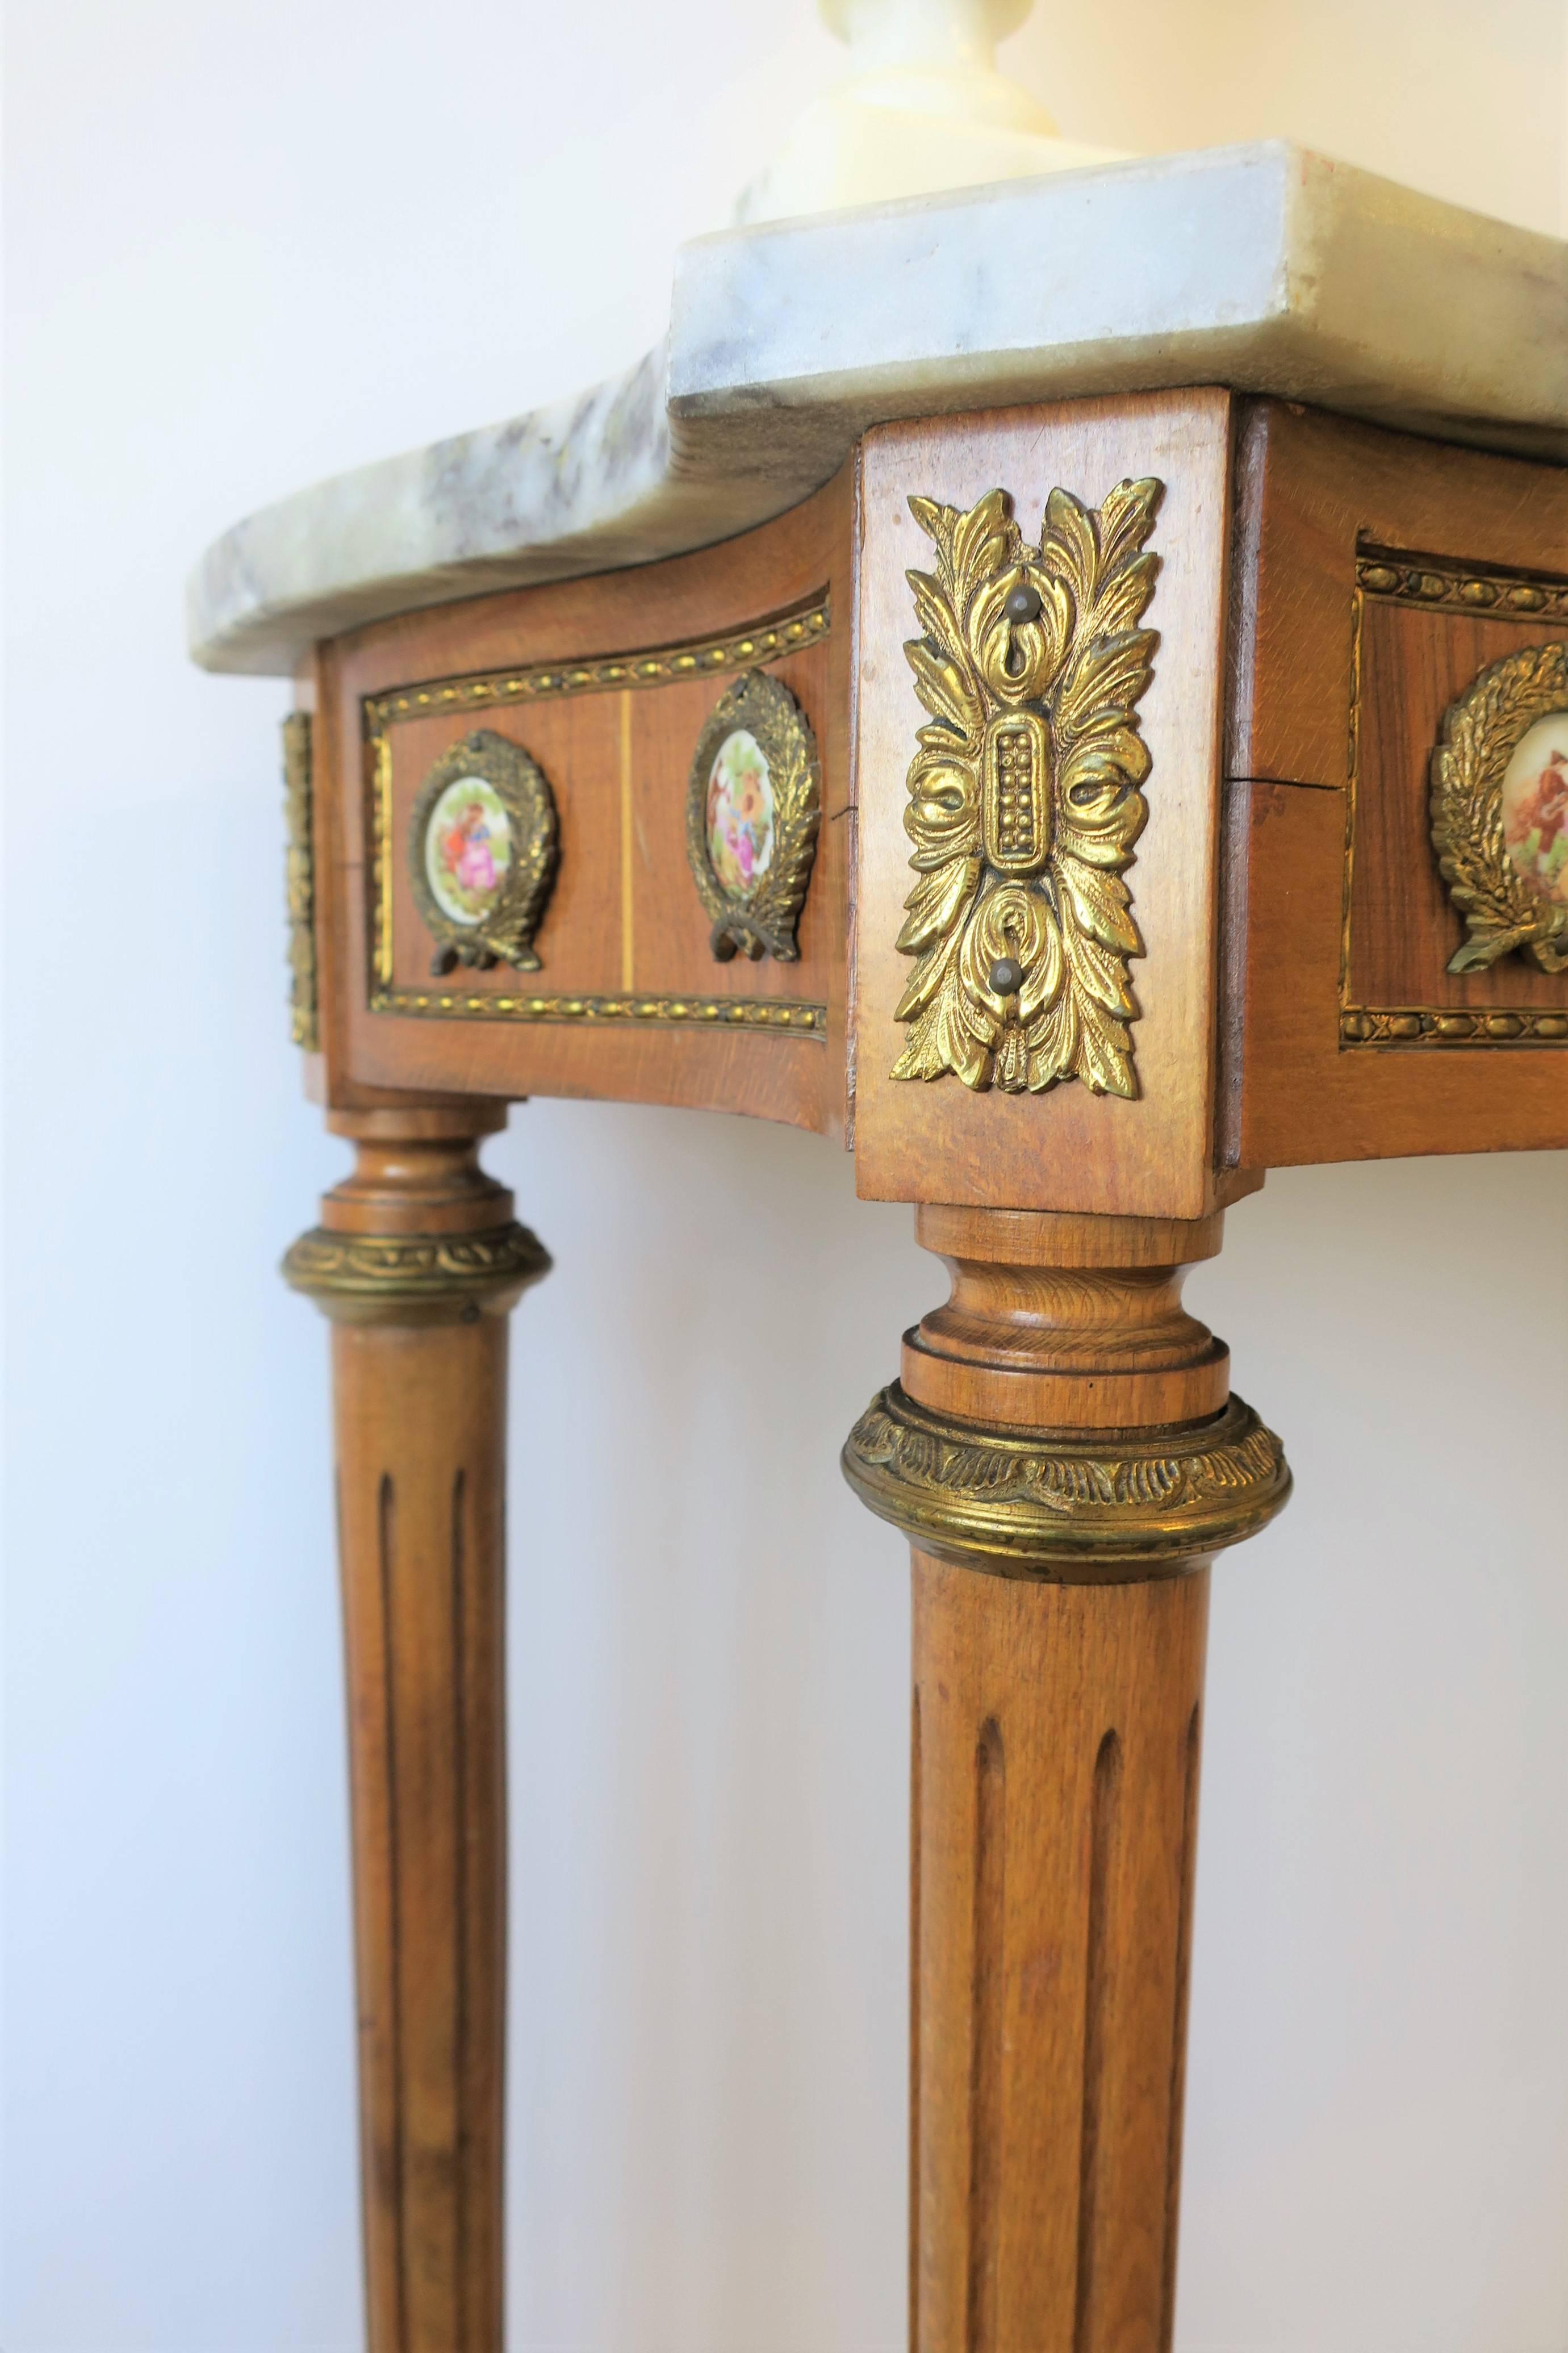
844;1206;1290;2353
911;1559;1209;2353
286;1106;548;2353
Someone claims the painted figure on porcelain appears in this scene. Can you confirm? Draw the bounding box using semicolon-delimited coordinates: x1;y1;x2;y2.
706;728;775;900
1503;716;1568;907
425;776;513;925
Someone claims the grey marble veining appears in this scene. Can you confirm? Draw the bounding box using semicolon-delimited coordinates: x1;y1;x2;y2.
190;142;1568;676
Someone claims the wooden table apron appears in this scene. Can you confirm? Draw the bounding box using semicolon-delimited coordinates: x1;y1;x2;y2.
273;390;1568;2353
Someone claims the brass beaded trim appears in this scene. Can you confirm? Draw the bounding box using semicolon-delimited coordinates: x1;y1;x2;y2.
1341;1005;1566;1047
1356;553;1568;621
283;712;318;1051
842;1385;1290;1582
373;987;827;1034
363;599;831;733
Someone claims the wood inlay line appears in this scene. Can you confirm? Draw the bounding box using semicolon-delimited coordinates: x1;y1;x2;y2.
377;1472;409;2353
1074;1729;1122;2353
619;691;635;993
967;1717;1005;2353
450;1467;470;2353
1160;1704;1202;2353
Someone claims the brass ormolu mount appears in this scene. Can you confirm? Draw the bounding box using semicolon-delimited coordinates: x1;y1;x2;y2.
892;480;1163;1099
843;1206;1290;1579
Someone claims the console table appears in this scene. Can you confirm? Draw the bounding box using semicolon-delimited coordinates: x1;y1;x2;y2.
192;144;1568;2352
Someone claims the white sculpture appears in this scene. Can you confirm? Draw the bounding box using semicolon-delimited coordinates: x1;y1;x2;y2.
735;0;1123;225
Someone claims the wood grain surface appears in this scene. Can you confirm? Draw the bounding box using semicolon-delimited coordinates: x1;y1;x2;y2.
322;470;855;1138
851;392;1235;1221
867;1203;1270;2349
1349;595;1568;1014
300;1107;543;2353
306;393;1566;1176
904;1204;1230;1432
1222;400;1568;1169
1226;400;1568;789
911;1557;1209;2353
335;1311;509;2353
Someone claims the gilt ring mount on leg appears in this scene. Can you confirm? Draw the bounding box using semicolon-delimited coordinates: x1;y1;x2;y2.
282;1222;550;1325
842;1384;1291;1581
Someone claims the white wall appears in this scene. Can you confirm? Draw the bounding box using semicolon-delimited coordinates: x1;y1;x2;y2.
4;3;1566;2347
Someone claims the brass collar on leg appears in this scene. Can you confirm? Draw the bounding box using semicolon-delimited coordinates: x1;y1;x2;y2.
282;1221;550;1325
844;1205;1290;1581
842;1385;1289;1582
285;1106;550;1324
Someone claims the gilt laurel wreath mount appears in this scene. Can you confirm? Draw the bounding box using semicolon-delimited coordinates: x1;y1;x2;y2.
685;668;821;963
1430;641;1568;975
892;478;1163;1097
408;728;559;977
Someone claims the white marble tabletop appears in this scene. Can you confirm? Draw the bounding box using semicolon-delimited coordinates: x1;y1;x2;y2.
189;141;1568;676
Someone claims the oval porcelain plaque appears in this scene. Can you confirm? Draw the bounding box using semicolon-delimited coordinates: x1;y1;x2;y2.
705;729;775;901
424;776;513;926
1500;712;1568;910
684;671;819;964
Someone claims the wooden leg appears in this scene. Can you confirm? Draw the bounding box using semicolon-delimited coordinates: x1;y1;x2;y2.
285;1107;548;2353
911;1557;1209;2353
844;1207;1290;2353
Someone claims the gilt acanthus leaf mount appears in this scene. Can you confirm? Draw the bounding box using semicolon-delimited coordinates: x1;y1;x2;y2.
891;478;1163;1097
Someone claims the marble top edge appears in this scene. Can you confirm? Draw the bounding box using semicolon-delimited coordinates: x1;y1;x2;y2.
679;137;1563;266
190;140;1568;677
